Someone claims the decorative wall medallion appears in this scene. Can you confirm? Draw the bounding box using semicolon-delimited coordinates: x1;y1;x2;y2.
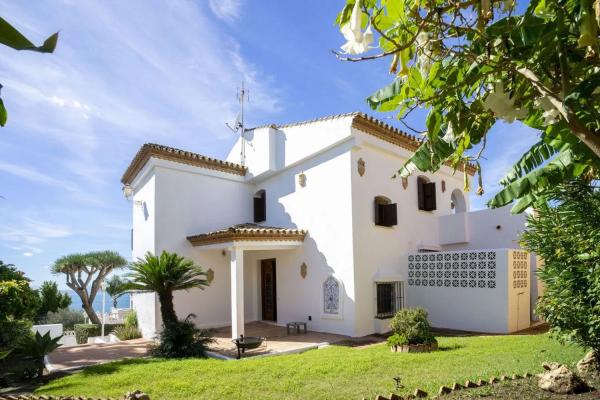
441;180;446;192
323;276;340;314
402;176;408;190
206;268;214;284
300;262;307;279
298;173;307;188
357;158;366;177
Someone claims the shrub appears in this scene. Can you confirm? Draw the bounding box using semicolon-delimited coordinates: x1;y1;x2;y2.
74;323;124;344
113;325;142;341
521;182;600;352
0;319;31;350
124;310;138;327
389;308;436;346
40;308;85;330
152;314;212;358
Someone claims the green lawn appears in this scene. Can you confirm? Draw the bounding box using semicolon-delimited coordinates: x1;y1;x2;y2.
37;334;585;400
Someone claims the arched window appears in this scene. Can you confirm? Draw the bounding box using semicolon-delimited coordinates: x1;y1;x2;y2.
417;176;436;211
254;190;266;222
451;189;466;214
323;276;340;315
374;196;397;227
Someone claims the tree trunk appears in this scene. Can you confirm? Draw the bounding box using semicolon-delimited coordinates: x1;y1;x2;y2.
82;297;101;325
158;290;178;327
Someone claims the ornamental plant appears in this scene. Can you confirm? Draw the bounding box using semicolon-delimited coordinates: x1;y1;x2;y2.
521;181;600;352
388;308;436;347
335;0;600;212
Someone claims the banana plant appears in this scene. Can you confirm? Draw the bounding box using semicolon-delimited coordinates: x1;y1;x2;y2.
0;16;59;127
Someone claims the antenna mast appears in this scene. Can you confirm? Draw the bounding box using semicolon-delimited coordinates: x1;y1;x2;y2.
239;81;247;166
225;81;250;166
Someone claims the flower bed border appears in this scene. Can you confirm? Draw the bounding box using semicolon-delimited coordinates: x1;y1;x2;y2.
390;342;438;353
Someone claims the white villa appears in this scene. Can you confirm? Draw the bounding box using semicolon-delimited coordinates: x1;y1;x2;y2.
122;112;538;340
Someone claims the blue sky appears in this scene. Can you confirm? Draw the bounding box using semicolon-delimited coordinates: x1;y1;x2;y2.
0;0;539;288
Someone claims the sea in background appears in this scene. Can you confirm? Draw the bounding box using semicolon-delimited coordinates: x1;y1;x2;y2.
65;290;131;312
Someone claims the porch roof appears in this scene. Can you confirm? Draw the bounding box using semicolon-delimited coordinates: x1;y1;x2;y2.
187;223;307;247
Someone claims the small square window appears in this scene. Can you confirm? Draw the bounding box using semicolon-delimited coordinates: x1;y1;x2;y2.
376;282;404;319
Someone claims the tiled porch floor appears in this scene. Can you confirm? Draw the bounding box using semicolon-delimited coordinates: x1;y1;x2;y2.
209;321;349;358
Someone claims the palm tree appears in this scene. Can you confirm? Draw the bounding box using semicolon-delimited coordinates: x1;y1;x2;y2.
124;251;209;326
105;275;126;309
52;251;127;325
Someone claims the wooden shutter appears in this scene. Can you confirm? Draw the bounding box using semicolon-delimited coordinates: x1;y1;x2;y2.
423;182;437;211
254;192;266;222
418;180;425;210
375;201;385;226
384;203;397;226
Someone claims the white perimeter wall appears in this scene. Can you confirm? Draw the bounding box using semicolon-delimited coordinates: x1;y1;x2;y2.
440;206;539;321
350;132;468;336
403;250;511;333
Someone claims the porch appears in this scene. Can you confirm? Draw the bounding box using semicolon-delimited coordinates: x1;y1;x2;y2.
209;321;349;358
187;223;308;339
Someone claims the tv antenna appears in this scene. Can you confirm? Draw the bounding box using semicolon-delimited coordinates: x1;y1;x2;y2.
226;81;249;166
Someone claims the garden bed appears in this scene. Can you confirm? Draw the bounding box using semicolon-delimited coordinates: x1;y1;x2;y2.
391;342;438;353
438;375;600;399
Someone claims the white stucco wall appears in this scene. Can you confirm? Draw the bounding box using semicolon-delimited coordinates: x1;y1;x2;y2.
127;115;533;338
152;162;252;331
227;116;354;176
439;206;538;321
130;170;158;338
349;132;468;336
247;142;357;336
32;324;63;338
403;249;513;333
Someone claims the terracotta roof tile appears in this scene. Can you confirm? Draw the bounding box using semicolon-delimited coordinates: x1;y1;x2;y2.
187;223;307;246
121;143;247;184
122;113;476;185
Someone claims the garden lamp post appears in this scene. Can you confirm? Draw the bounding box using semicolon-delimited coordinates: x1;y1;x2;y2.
101;280;106;338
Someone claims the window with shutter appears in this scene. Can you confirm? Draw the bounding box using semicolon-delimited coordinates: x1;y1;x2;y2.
374;197;396;227
254;190;266;222
417;177;436;211
384;203;397;226
423;182;436;211
417;177;426;210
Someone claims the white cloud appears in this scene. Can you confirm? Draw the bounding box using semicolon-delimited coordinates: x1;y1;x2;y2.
0;160;76;191
209;0;242;21
0;219;72;255
23;252;34;257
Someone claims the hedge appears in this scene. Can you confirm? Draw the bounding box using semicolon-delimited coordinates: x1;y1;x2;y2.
74;323;124;344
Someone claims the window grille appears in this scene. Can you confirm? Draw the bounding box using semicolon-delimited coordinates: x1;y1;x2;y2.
376;281;404;319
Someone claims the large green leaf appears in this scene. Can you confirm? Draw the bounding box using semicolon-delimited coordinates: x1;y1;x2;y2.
0;17;58;53
500;140;556;185
488;149;589;212
0;97;6;127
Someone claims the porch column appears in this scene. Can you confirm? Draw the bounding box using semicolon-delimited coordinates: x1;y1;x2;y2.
230;247;244;339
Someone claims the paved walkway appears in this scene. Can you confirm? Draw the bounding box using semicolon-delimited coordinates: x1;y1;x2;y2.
210;321;349;358
47;339;153;371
